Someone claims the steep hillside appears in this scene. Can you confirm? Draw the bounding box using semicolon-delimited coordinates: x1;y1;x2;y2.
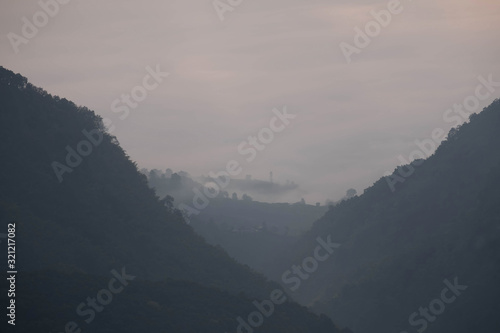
277;99;500;332
0;66;271;297
0;67;348;333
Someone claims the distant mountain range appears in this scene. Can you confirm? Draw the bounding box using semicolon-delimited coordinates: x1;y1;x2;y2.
143;167;308;205
142;168;329;274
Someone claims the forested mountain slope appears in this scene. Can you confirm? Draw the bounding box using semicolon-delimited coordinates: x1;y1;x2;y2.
277;99;500;332
0;66;348;333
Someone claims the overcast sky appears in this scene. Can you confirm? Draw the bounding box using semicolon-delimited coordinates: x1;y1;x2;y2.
1;0;499;203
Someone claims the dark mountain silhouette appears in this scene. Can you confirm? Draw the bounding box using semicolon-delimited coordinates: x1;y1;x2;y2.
0;66;349;333
275;98;500;332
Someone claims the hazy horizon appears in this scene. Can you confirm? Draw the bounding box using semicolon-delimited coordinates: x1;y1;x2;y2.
1;0;499;203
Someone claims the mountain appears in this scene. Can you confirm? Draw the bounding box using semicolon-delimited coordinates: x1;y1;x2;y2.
142;168;327;273
142;168;326;236
2;269;343;333
0;66;349;333
275;98;500;332
144;168;306;204
188;197;327;273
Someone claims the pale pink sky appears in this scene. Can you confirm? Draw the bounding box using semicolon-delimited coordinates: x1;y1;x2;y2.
1;0;499;203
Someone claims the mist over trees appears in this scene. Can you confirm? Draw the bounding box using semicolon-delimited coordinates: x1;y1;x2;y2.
140;98;500;333
141;168;307;204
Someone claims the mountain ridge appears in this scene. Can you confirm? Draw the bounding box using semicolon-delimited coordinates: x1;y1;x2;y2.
274;98;500;332
0;66;348;333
